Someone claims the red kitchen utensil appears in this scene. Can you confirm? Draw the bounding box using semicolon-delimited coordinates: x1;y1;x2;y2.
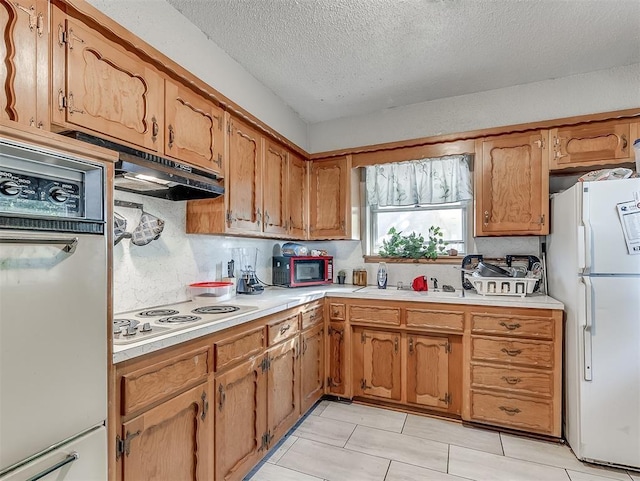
412;276;429;291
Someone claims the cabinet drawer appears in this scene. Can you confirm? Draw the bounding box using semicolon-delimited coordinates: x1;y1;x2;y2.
470;363;553;397
268;314;300;345
302;304;324;329
406;308;464;332
329;302;345;321
470;391;553;434
349;305;401;326
215;326;265;372
122;348;210;415
471;337;554;368
471;314;554;340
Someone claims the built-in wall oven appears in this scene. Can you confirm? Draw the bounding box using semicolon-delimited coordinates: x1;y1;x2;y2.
0;134;109;480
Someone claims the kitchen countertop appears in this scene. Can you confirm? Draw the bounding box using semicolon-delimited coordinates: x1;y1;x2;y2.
113;286;563;364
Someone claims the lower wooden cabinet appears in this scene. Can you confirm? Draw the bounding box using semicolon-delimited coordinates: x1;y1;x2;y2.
327;321;349;397
353;328;401;401
326;298;562;436
120;382;213;481
467;308;562;437
266;337;300;443
406;334;450;409
215;355;267;481
300;323;325;413
114;301;326;481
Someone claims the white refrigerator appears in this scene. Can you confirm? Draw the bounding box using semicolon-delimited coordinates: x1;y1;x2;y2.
547;177;640;469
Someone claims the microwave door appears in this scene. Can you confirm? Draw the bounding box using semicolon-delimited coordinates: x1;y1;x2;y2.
295;261;321;282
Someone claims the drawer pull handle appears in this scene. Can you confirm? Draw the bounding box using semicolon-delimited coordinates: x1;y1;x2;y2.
499;406;521;416
501;348;522;357
501;376;522;385
499;322;521;330
280;324;291;335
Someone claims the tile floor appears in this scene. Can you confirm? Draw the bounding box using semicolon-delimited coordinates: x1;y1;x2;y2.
245;400;640;481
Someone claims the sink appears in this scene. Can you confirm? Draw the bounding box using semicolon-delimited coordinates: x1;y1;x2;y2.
355;287;461;298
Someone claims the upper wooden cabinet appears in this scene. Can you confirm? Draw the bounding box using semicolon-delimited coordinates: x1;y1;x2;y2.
550;120;638;170
226;117;263;233
187;119;309;239
262;138;289;236
475;131;549;236
309;156;351;239
288;152;308;239
0;0;48;129
52;17;164;151
165;80;225;175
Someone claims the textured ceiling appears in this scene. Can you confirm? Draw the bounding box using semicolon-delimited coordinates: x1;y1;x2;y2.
166;0;640;124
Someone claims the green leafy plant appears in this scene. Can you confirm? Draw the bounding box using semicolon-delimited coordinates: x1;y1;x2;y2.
378;226;446;260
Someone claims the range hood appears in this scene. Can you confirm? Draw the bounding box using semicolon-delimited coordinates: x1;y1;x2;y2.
66;132;224;201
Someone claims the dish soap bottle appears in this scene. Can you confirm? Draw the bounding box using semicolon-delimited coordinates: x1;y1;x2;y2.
377;262;387;289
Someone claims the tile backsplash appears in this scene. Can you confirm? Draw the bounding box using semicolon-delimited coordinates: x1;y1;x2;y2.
113;191;542;312
113;191;277;312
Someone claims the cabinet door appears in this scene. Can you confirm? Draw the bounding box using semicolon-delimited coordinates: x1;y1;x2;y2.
0;0;47;128
309;157;348;239
226;118;263;233
327;322;348;397
165;80;224;175
61;19;163;151
406;335;450;408
550;120;637;170
266;338;299;442
475;132;549;236
262;139;288;236
356;329;401;401
215;356;266;481
288;153;308;238
300;324;325;413
121;383;212;481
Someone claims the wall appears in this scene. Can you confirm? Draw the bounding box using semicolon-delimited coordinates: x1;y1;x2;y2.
86;0;309;151
310;236;541;293
308;63;640;153
113;190;279;313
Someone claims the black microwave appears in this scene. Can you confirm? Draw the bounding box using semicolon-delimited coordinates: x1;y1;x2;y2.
272;256;333;287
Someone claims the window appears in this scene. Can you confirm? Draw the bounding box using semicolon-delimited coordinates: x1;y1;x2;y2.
369;201;470;255
364;154;473;257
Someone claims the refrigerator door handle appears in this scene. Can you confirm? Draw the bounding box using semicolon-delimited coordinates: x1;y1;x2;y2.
577;225;586;271
581;276;593;381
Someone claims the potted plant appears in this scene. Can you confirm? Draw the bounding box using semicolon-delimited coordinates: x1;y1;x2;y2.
378;226;446;260
336;269;347;284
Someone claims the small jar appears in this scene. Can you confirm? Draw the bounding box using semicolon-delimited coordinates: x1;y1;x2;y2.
353;268;367;286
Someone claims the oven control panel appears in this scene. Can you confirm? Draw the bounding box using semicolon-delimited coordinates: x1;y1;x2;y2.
0;167;84;218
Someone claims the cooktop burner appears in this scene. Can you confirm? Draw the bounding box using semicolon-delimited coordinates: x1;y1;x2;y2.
192;305;241;315
137;309;179;317
157;315;202;324
113;318;139;328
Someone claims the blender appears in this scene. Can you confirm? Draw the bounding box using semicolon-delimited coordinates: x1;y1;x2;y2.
233;247;264;295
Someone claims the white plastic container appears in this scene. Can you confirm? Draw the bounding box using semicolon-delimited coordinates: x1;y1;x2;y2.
189;281;234;299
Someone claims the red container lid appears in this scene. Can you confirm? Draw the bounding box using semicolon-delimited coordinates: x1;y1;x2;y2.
189;281;233;288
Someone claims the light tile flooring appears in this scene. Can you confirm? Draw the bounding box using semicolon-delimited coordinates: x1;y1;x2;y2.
245;400;640;481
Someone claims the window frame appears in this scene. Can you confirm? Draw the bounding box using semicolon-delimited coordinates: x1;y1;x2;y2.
366;200;472;257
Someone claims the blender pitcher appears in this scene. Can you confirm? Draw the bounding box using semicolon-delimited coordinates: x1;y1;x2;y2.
233;247;264;295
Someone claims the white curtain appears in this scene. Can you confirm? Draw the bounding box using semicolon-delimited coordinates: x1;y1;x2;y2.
365;154;473;206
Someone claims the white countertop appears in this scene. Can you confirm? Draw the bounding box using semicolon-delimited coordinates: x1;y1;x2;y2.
113;286;563;364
